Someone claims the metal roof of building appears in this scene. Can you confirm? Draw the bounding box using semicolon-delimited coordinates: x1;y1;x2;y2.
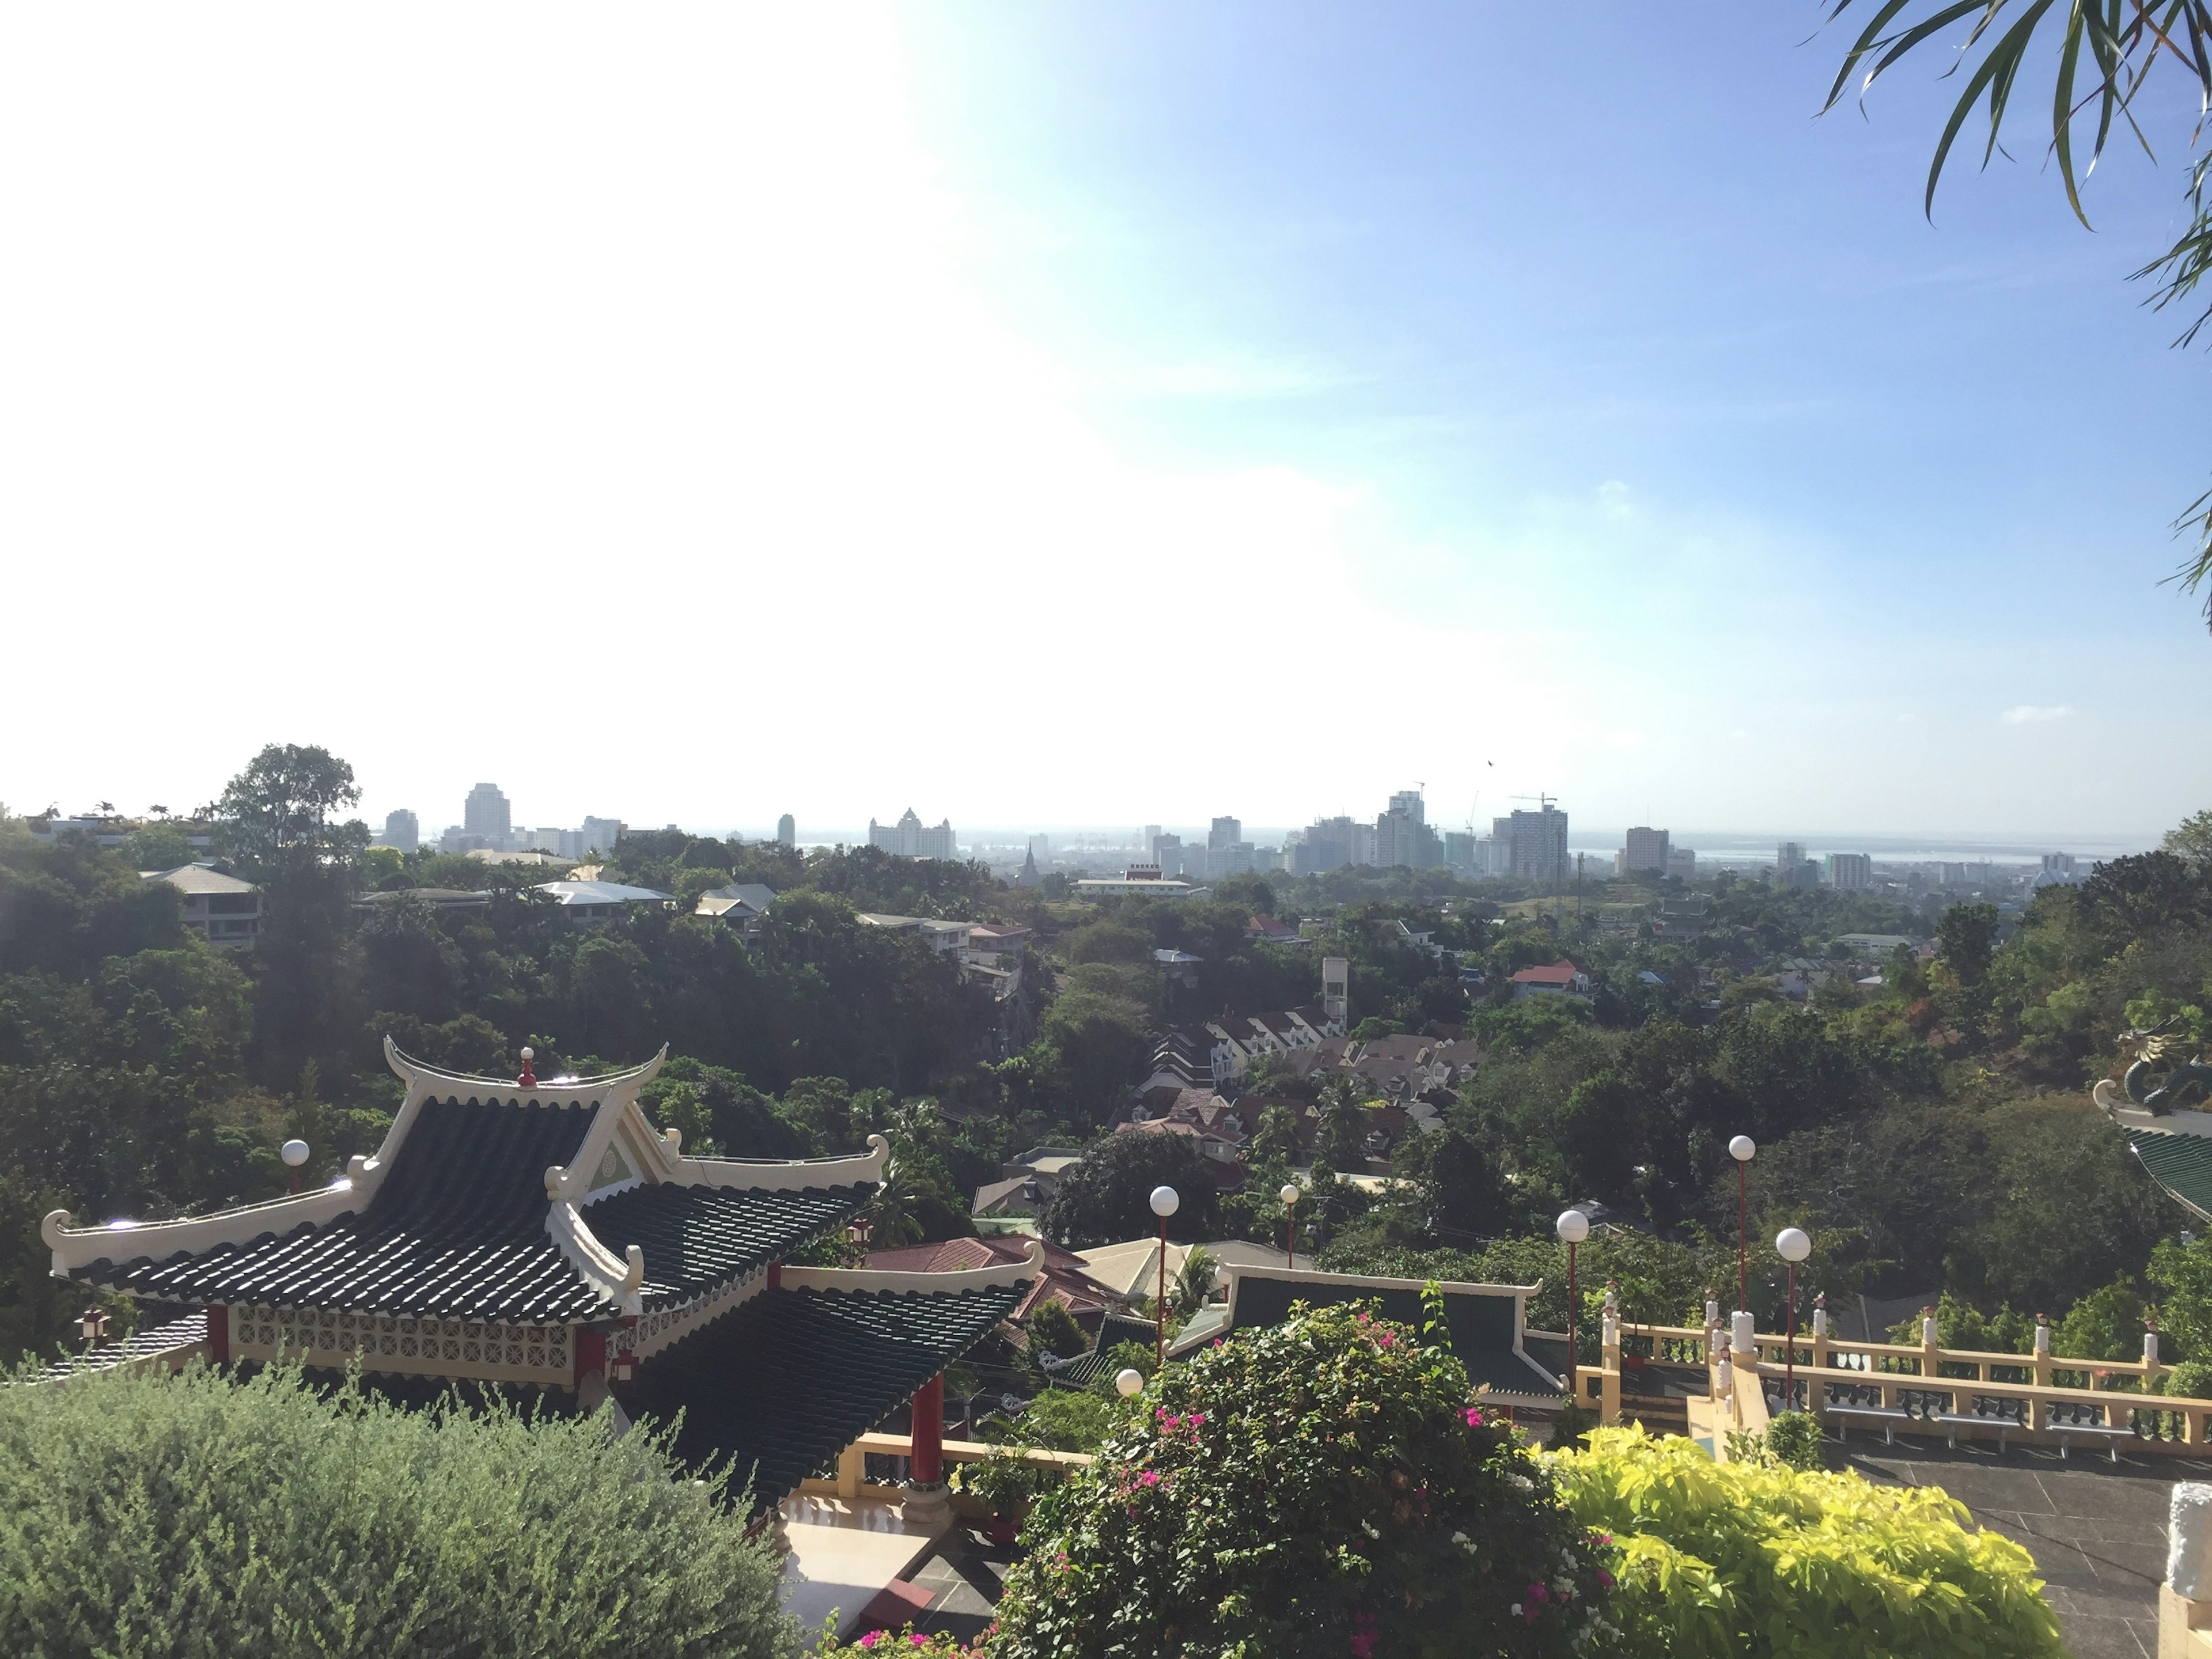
533;880;673;906
140;863;258;895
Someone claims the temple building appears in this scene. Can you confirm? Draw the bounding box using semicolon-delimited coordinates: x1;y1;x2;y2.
42;1039;1033;1519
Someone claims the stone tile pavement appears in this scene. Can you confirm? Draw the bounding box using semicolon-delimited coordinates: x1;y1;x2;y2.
1847;1442;2212;1659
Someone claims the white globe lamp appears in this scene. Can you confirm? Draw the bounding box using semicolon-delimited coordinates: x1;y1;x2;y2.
1775;1227;1813;1402
1115;1368;1145;1399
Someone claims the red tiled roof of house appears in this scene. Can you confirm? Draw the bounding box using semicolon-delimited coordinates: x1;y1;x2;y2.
1510;959;1581;986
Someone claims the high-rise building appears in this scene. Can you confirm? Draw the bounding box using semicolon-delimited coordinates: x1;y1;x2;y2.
464;783;511;839
379;809;419;854
1778;841;1805;872
580;816;623;856
869;809;957;861
1143;825;1163;858
1388;789;1426;825
1825;852;1873;892
1445;830;1476;870
1666;847;1697;881
1208;816;1242;852
1376;805;1419;868
1620;827;1670;875
777;814;796;849
1498;805;1570;884
1030;834;1052;861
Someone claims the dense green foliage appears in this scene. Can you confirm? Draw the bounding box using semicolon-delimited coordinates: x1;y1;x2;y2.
990;1298;1618;1659
1551;1429;2063;1659
0;1361;794;1658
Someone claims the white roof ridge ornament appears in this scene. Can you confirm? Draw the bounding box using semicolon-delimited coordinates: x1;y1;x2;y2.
643;1132;890;1195
382;1035;669;1095
782;1235;1043;1296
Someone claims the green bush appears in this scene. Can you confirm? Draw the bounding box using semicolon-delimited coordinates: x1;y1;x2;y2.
1762;1410;1824;1472
2157;1358;2212;1400
1550;1428;2064;1659
0;1361;794;1658
953;1448;1054;1515
990;1297;1619;1659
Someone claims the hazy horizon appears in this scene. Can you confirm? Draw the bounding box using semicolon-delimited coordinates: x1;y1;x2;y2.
5;5;2206;834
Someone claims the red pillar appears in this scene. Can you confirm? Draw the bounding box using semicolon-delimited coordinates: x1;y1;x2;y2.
911;1372;945;1484
766;1259;782;1289
204;1304;229;1364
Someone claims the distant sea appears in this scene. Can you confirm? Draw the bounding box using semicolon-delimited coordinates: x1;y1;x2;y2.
1572;832;2158;869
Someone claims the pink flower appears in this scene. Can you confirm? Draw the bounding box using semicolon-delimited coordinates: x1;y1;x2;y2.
1527;1582;1550;1604
1189;1412;1205;1426
1139;1470;1161;1486
911;1638;929;1648
1377;1331;1395;1347
858;1635;881;1651
1349;1613;1378;1658
1464;1407;1484;1427
1596;1567;1616;1589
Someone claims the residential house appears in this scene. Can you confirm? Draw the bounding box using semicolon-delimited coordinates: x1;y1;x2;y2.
143;863;263;949
1245;914;1300;948
695;882;778;935
1153;948;1203;987
1509;959;1592;999
863;1234;1111;1334
532;878;675;923
855;914;973;956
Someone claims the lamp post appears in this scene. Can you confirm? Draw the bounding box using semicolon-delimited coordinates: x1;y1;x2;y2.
1150;1185;1179;1369
1556;1208;1590;1407
1280;1181;1301;1268
1776;1227;1812;1408
281;1138;309;1196
1728;1136;1756;1313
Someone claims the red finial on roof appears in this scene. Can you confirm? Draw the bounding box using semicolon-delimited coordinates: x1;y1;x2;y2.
517;1046;537;1089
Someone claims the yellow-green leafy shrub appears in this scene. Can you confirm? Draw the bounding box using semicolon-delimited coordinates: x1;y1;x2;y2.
1548;1429;2063;1659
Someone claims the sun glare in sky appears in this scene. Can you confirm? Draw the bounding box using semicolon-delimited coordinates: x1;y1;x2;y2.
2;4;2201;838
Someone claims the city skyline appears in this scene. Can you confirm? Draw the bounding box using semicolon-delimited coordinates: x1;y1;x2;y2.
3;6;2206;835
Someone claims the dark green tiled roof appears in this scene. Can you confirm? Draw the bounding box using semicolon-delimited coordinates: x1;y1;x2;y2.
1228;1277;1563;1399
2131;1129;2212;1221
75;1098;607;1324
631;1283;1025;1510
583;1183;871;1313
74;1096;875;1327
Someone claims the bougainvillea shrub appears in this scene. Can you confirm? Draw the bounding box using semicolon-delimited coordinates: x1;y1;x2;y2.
1549;1429;2065;1659
989;1296;1619;1659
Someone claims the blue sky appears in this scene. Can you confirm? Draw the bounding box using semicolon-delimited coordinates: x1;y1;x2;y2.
2;5;2205;841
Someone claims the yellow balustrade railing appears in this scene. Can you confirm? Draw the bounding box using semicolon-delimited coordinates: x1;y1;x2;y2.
797;1433;1092;1502
1584;1313;2212;1453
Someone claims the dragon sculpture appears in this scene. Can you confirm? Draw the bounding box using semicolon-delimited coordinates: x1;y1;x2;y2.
2093;1022;2212;1116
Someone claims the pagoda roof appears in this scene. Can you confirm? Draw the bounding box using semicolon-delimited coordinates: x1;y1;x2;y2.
46;1041;883;1325
1217;1264;1565;1403
2130;1126;2212;1222
632;1248;1038;1510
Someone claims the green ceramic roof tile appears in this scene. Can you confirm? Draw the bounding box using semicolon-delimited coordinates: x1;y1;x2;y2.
1228;1277;1563;1398
73;1096;872;1325
631;1282;1025;1510
2131;1128;2212;1222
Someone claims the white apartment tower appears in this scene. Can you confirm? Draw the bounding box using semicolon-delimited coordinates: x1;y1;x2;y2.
1620;826;1669;875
